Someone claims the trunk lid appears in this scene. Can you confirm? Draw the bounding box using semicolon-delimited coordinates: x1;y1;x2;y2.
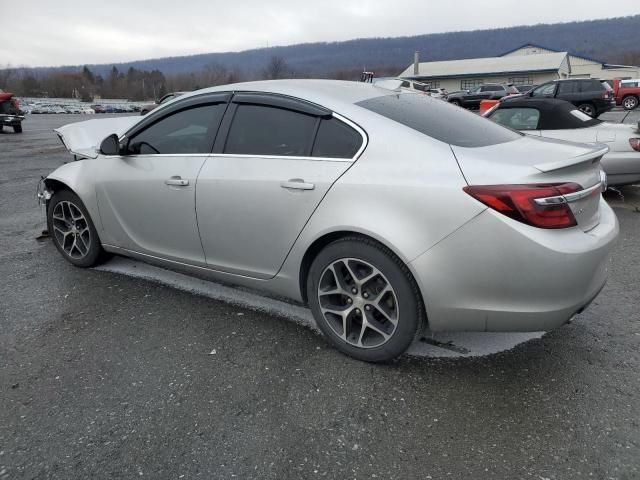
54;116;139;159
452;135;607;232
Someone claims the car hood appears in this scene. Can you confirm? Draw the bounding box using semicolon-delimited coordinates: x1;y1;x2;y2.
54;116;139;159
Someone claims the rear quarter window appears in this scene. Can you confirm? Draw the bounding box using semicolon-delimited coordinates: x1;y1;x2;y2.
356;93;521;147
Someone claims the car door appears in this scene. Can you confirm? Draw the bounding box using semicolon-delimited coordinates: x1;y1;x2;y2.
94;94;229;265
195;93;365;279
464;86;485;107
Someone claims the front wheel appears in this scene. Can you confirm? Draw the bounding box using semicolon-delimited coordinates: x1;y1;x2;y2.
449;100;461;107
47;190;107;267
13;124;22;133
578;103;596;117
307;237;424;362
622;96;639;111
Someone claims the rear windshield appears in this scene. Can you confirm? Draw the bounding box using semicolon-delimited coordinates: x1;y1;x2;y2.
356;93;521;147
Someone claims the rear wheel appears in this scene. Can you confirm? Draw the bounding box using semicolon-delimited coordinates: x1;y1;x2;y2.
13;124;22;133
622;96;639;111
307;237;424;362
449;99;461;107
578;103;596;117
47;190;107;268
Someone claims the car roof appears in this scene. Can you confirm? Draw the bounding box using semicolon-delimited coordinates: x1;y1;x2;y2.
179;79;394;112
491;97;601;130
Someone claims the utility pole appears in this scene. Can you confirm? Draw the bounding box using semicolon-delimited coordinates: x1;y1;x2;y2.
413;51;420;76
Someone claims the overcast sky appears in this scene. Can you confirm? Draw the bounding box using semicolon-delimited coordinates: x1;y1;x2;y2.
1;0;638;67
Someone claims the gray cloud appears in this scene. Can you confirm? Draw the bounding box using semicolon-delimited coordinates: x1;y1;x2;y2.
1;0;639;67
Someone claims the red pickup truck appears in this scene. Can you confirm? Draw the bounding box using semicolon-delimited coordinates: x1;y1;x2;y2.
0;92;24;133
612;79;640;111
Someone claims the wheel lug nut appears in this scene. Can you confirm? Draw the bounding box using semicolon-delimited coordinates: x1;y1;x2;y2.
363;292;369;299
355;309;361;314
365;305;371;311
347;298;352;304
351;288;357;294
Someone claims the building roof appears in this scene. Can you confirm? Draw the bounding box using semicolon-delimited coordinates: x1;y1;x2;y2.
499;43;636;69
400;51;569;79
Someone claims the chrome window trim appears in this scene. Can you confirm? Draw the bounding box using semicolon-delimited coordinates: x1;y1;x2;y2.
534;180;604;206
116;112;368;163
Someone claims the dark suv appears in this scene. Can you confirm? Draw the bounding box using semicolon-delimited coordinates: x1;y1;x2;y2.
447;84;519;109
508;79;615;117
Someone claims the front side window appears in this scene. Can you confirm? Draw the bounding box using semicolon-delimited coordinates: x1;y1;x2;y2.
128;103;226;154
312;118;362;159
224;104;317;156
531;83;557;97
489;108;541;131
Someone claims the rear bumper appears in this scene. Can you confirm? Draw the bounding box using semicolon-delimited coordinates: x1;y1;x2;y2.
410;199;618;332
0;114;24;126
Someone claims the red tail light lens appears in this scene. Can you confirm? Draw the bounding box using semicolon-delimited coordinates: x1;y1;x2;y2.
463;183;582;229
630;138;640;152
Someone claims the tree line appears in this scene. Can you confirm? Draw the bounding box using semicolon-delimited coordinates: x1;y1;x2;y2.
0;57;403;101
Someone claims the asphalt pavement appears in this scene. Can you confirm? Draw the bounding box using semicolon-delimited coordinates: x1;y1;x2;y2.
1;113;639;480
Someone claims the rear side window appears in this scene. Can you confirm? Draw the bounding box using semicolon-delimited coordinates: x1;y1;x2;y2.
482;86;504;92
489;107;540;130
579;80;604;92
128;103;226;154
531;83;557;97
312;118;362;158
557;82;577;94
357;93;521;148
225;104;317;156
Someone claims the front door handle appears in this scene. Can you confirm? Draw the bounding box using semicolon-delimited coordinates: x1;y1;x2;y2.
280;179;315;191
165;176;189;187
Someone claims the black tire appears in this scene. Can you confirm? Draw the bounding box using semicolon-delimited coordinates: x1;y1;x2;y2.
449;99;461;107
13;124;22;133
578;103;596;117
622;95;639;111
307;236;425;362
47;189;108;268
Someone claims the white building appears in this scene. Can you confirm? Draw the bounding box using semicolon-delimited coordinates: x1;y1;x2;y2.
501;44;640;80
400;43;639;92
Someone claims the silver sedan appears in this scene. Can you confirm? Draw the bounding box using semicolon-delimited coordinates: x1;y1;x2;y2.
41;80;618;362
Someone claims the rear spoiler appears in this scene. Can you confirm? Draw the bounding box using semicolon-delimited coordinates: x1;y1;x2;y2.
534;144;609;173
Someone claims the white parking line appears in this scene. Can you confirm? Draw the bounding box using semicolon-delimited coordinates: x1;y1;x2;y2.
96;257;544;358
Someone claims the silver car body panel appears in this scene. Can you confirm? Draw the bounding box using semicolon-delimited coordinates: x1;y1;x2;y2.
48;79;619;332
522;123;640;186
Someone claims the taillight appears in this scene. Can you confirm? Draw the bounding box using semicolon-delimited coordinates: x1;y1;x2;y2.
630;138;640;152
463;183;582;229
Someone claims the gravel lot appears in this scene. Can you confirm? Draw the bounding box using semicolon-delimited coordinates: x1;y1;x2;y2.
1;113;639;479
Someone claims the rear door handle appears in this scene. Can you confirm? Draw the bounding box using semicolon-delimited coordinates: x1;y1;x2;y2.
280;179;315;191
165;176;189;187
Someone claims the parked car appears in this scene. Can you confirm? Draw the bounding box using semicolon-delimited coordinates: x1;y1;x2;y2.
515;84;537;93
507;79;615;117
140;92;188;115
91;104;106;114
484;97;640;186
0;92;25;133
426;88;448;99
611;79;640;111
447;84;519;109
41;80;617;362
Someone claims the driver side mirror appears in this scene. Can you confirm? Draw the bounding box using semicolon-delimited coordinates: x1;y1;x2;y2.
99;133;123;156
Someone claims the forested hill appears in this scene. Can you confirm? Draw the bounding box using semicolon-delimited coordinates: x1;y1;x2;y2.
15;15;640;77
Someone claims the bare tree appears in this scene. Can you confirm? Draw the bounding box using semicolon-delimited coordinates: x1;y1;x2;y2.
263;56;290;80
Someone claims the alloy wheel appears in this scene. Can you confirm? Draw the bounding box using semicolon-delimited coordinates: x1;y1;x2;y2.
51;200;92;259
317;258;399;349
